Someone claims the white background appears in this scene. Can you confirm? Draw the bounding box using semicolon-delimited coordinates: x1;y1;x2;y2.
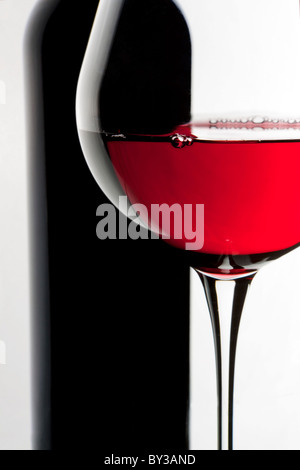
0;0;51;450
190;248;300;450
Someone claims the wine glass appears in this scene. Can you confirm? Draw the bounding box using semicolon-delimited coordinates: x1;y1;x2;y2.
76;0;300;450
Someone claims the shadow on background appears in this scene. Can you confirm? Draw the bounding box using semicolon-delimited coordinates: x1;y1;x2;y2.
41;0;190;451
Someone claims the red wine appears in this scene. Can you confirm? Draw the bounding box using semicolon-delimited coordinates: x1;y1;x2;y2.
79;125;300;275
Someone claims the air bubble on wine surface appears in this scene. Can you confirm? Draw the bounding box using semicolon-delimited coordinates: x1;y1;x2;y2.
170;134;194;149
111;133;126;139
252;116;265;124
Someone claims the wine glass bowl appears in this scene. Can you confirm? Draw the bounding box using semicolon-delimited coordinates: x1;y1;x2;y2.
76;0;300;449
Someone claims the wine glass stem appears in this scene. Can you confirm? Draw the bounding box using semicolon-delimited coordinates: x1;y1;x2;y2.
197;271;255;450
